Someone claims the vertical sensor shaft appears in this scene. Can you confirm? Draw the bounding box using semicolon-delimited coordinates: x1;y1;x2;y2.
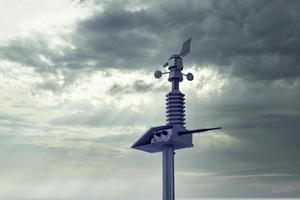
163;145;175;200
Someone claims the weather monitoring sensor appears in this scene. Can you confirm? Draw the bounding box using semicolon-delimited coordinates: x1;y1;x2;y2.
132;38;221;200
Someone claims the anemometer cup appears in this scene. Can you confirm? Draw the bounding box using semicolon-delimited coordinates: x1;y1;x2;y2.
154;70;162;79
186;73;194;81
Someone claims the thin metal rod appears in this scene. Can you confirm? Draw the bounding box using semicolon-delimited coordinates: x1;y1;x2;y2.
172;81;179;90
162;145;175;200
178;127;221;135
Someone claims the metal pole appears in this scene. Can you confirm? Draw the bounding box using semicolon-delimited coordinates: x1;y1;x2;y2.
162;145;175;200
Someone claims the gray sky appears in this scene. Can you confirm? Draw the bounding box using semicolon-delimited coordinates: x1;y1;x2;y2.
0;0;299;199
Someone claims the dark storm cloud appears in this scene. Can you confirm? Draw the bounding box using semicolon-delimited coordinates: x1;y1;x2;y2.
108;80;167;95
1;0;299;81
72;0;300;80
0;36;56;72
181;77;300;185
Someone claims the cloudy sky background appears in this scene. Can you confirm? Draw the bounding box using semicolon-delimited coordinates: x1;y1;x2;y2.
0;0;299;199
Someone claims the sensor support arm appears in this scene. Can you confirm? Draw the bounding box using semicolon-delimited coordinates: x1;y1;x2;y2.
178;127;221;136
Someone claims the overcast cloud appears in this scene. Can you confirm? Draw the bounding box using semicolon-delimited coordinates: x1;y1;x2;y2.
0;0;299;199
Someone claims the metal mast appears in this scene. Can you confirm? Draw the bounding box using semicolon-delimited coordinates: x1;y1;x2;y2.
132;38;221;200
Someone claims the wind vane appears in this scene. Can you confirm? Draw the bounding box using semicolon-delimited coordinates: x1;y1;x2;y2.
131;38;221;200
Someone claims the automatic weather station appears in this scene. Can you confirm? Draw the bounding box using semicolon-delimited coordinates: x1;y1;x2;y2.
132;38;221;200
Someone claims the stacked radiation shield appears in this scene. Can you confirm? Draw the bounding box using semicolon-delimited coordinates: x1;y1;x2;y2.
166;90;185;127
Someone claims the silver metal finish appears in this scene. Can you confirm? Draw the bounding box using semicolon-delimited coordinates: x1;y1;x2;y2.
163;145;175;200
